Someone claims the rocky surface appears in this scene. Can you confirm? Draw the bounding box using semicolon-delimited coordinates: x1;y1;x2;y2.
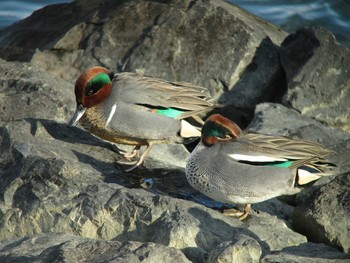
0;0;350;262
280;27;350;133
0;117;309;262
0;233;192;263
293;173;350;253
0;59;74;123
262;243;350;263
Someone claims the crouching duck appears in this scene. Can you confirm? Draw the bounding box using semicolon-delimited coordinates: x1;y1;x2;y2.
68;67;214;171
186;114;336;220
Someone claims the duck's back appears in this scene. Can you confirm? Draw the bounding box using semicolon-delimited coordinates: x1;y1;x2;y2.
186;142;299;205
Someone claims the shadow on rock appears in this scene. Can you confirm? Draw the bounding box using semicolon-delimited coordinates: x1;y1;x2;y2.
25;117;125;153
217;37;287;111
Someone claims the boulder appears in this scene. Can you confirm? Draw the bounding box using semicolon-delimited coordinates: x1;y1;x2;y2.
207;234;262;263
0;0;287;108
248;103;350;174
280;27;350;133
262;242;350;263
0;117;308;262
248;102;350;254
0;233;191;263
0;59;74;122
293;173;350;253
0;0;350;262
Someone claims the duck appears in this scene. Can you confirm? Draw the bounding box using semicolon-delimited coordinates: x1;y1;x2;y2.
68;67;214;171
185;114;336;220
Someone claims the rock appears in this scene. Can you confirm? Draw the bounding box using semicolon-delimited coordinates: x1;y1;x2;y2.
247;102;350;254
0;59;74;122
0;118;308;262
0;0;287;103
207;234;262;263
280;27;350;133
218;37;286;108
1;0;350;261
0;57;188;171
248;103;350;174
293;173;350;253
244;211;307;252
0;233;191;263
262;242;350;263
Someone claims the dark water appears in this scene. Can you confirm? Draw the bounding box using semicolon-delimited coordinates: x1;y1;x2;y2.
0;0;71;29
0;0;350;48
230;0;350;48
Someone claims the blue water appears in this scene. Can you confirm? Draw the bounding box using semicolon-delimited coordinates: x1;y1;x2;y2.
231;0;350;48
0;0;350;48
0;0;71;29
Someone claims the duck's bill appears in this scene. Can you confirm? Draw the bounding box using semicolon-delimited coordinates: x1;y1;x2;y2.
68;104;87;127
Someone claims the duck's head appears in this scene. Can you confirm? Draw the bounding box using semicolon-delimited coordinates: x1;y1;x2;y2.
68;67;114;127
201;114;242;146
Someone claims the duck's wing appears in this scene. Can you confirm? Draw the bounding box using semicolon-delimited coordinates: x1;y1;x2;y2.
114;73;213;117
222;132;335;172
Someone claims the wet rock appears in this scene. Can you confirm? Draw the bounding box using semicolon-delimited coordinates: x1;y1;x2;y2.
280;27;350;133
0;233;191;263
207;234;262;263
293;173;350;253
262;242;350;263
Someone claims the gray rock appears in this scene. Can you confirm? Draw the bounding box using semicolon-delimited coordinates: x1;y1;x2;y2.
247;102;350;254
0;233;191;263
293;173;350;253
280;27;350;133
0;59;74;122
207;234;262;263
218;37;286;108
0;118;308;262
262;242;350;263
0;0;287;100
248;103;350;174
0;0;350;261
244;211;307;252
0;57;188;171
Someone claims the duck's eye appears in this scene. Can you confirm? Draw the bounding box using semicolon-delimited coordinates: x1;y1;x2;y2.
86;82;101;96
85;72;111;96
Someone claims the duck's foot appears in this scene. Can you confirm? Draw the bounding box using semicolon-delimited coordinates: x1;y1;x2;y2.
120;143;154;172
117;145;141;165
121;145;141;159
223;204;252;220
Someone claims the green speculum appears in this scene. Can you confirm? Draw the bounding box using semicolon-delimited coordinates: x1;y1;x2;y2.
156;108;184;118
265;161;294;168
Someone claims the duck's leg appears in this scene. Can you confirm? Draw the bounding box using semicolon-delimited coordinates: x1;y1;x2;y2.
222;203;252;220
117;145;141;165
239;204;252;220
122;145;141;159
124;142;154;172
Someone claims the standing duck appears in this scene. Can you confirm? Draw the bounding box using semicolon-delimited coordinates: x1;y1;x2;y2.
68;67;214;171
186;114;336;220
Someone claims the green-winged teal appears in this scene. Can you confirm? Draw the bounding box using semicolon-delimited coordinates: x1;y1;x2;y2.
186;114;336;220
68;67;213;171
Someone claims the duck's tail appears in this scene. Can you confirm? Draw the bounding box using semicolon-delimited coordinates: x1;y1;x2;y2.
294;156;336;185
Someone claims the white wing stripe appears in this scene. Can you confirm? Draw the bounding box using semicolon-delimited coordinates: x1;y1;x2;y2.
228;154;287;162
106;103;117;127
